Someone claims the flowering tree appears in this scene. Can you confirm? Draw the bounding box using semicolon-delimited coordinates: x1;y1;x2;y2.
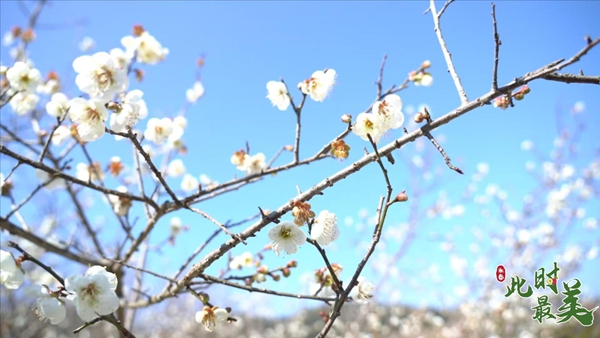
1;1;599;337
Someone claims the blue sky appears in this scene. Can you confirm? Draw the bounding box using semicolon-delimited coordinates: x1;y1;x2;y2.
1;0;599;320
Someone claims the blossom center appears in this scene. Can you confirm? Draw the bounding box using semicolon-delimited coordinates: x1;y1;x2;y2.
96;68;113;91
80;283;100;304
279;226;292;238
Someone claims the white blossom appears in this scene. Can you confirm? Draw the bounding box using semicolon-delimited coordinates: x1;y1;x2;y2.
72;51;129;101
298;69;336;102
9;91;39;115
242;153;266;175
144;117;173;145
109;48;133;69
78;36;95;52
195;306;228;332
46;92;69;118
35;169;66;190
199;174;218;188
170;217;183;238
75;162;104;182
372;94;404;130
51;125;72;146
353;112;385;143
108;186;132;216
181;174;199;192
311;210;340;246
266;81;290;111
6;61;41;92
68;98;108;142
109;90;148;132
65;266;119;322
268;221;306;256
229;252;254;270
167;159;186;177
0;250;24;289
352;277;374;304
186;81;205;104
25;285;66;325
121;31;169;65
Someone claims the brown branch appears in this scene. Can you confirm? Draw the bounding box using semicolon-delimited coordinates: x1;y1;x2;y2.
185;206;246;244
126;129;180;205
541;73;600;85
375;54;388;99
420;109;463;175
8;240;65;285
437;0;455;19
491;3;501;91
430;0;469;105
306;238;344;293
197;273;337;303
0;217;106;267
0;145;159;209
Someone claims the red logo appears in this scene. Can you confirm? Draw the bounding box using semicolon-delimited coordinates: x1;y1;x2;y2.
496;265;506;282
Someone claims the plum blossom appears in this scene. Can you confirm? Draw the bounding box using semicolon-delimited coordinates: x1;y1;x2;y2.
352;277;374;304
51;126;72;146
372;94;404;130
78;37;95;52
6;61;41;92
181;174;199;192
65;266;119;322
46;92;69;118
311;210;340;246
229;252;254;270
0;250;24;289
35;169;66;190
167;159;186;177
72;51;129;101
110;48;133;69
108;186;132;216
144;117;173;145
109;90;148;132
266;80;290;111
121;31;169;65
186;81;205;104
243;153;266;175
196;306;228;332
268;221;307;256
298;69;336;102
352;112;385;143
9;91;39;115
24;285;66;325
75;162;104;182
68;98;108;142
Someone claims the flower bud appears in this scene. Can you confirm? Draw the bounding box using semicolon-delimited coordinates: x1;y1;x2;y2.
198;292;210;304
106;101;121;112
132;24;145;37
21;28;35;43
414;112;426;123
284;145;294;152
421;60;431;69
282;268;291;277
272;274;281;281
10;26;22;38
287;260;298;268
341;114;352;123
134;69;144;83
1;178;13;196
521;85;530;94
514;92;525;101
395;190;408;202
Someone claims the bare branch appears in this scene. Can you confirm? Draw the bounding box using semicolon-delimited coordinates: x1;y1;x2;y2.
541;72;600;85
429;0;469;105
375;54;388;99
491;2;501;91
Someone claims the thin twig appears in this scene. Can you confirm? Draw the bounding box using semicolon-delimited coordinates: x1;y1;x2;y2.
541;73;600;85
375;54;388;99
185;206;246;244
430;0;469;105
8;241;65;285
198;274;337;303
491;3;501;91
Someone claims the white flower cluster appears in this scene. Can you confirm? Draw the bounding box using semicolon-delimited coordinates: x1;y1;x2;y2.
353;94;405;143
1;258;120;325
267;209;340;256
265;68;336;111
